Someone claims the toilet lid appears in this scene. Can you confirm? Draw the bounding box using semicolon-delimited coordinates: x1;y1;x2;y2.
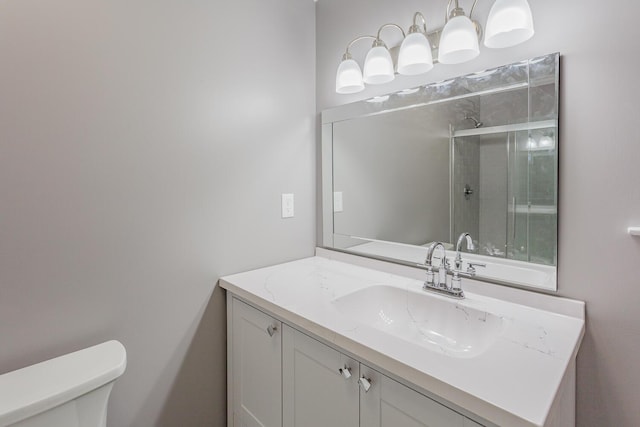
0;340;126;426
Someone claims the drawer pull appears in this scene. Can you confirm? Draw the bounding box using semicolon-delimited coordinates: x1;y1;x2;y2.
338;366;352;379
266;325;278;337
358;376;372;393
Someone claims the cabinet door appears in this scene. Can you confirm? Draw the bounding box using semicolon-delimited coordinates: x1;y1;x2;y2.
282;325;359;427
231;298;282;427
360;365;465;427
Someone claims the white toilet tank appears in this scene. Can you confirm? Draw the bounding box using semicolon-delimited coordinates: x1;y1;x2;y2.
0;341;126;427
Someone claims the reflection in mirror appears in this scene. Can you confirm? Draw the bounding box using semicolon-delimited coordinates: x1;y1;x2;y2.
322;53;559;290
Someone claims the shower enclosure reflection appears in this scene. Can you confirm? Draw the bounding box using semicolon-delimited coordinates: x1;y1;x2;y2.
322;53;559;286
452;123;557;265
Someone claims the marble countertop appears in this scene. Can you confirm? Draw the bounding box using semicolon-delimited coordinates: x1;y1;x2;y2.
220;253;584;427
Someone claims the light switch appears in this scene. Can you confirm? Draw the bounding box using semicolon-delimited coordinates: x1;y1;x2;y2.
333;191;343;212
281;193;294;218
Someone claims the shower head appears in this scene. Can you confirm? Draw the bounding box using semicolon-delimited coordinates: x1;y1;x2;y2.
464;115;483;128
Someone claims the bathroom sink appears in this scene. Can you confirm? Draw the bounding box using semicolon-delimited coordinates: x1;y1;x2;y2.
332;285;504;358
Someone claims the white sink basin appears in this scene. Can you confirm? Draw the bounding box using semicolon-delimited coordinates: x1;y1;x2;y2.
332;285;504;358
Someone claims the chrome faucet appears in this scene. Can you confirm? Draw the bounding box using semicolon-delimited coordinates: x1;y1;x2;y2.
454;233;475;270
423;234;486;299
424;242;448;289
450;232;485;296
424;241;465;298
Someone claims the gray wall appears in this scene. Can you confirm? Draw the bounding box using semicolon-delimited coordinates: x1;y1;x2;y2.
333;105;451;245
0;1;316;426
317;1;640;426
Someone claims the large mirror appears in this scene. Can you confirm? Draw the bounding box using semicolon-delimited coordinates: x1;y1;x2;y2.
321;53;559;291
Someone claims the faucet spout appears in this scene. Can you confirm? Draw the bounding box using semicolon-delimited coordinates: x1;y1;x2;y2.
455;233;475;270
425;241;446;267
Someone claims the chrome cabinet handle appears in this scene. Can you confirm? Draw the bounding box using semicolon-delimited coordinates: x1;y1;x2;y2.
358;376;372;393
266;325;278;337
338;366;352;379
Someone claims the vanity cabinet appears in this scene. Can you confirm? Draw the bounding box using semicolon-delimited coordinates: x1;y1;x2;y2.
230;298;282;427
360;364;467;427
229;297;485;427
282;325;359;427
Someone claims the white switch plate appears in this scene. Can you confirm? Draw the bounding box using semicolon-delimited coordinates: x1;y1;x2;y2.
281;193;294;218
333;191;343;212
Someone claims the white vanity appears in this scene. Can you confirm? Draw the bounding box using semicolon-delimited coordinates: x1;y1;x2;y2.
222;54;578;427
221;249;584;427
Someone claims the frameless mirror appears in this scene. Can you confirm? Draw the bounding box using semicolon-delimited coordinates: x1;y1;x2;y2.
321;53;559;291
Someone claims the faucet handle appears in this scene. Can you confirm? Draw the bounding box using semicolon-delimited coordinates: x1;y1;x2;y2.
450;271;464;296
466;262;486;275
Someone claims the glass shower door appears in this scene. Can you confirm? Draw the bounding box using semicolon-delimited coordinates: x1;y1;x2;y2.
507;127;557;265
452;122;557;266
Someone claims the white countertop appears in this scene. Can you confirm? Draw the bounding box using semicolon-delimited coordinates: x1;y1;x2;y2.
219;252;584;427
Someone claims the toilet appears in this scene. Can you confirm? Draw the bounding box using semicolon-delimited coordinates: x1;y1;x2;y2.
0;340;126;427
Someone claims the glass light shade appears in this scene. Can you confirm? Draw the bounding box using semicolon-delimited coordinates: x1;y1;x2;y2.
363;45;395;85
335;58;364;94
438;15;480;64
484;0;534;48
397;32;434;76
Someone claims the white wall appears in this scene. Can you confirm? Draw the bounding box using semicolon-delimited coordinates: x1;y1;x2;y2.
317;1;640;426
0;0;316;426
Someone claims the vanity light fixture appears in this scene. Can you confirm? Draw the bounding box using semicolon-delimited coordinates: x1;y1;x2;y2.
484;0;534;48
397;13;434;75
363;40;396;84
335;53;366;94
363;24;405;85
335;0;535;94
336;35;375;94
438;0;480;64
